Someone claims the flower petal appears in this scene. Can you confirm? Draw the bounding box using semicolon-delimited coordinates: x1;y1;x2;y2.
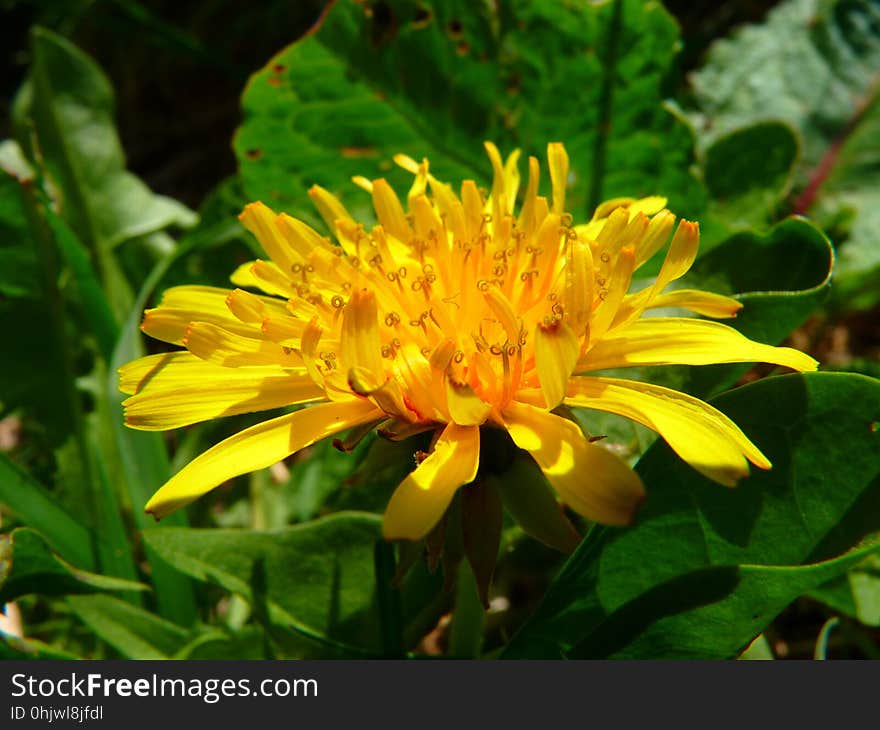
307;184;354;241
122;354;326;430
502;402;645;525
547;142;569;214
340;288;385;390
578;317;818;372
239;202;300;273
647;288;742;318
446;375;492;426
565;376;770;486
145;399;381;519
140;285;274;345
383;424;480;540
534;319;579;409
615;219;699;324
184;322;304;368
372;178;412;242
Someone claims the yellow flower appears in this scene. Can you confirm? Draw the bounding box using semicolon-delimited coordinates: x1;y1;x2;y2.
120;142;817;541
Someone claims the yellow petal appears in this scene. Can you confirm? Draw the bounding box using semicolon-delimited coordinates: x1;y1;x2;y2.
595;206;630;252
517;156;540;236
184;321;303;368
382;424;480;540
140;285;272;345
352;175;373;193
565;376;770;486
239;202;300;272
534;319;579;409
652;219;700;292
119;351;199;395
260;316;308;344
446;374;492;426
578;317;819;373
591;197;634;220
648;289;742;318
484;140;507;222
230;260;297;298
634;210;675;268
274;212;335;260
547;142;569;214
308;184;354;239
145;399;381;518
372;178;412;242
483;285;522;344
123;357;325;430
502;402;645;525
590;245;635;340
340;288;385;390
564;240;594;335
627;196;668;216
502;148;521;215
224;287;288;324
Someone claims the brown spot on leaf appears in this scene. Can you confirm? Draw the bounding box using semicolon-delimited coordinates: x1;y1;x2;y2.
272;63;287;74
267;76;282;87
370;0;398;46
447;18;463;38
412;5;432;29
456;41;470;56
245;148;263;160
340;146;378;158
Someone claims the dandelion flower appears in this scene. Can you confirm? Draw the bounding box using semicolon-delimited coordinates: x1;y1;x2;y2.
120;142;817;541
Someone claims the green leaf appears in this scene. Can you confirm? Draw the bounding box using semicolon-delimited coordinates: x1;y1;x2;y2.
104;232;206;626
42;206;118;361
810;95;880;309
66;594;190;659
0;635;81;660
142;512;384;653
810;552;880;627
674;217;832;398
0;174;73;444
701;121;799;238
2;167;139;588
173;627;268;660
0;454;93;569
17;27;196;252
691;0;880;307
0;169;38;298
502;372;880;658
236;0;704;224
0;527;147;604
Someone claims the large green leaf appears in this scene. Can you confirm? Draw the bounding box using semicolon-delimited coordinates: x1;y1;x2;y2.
15;27;196;252
236;0;704;225
142;512;384;653
697;121;800;249
691;0;880;307
0;527;147;605
502;372;880;658
66;594;190;660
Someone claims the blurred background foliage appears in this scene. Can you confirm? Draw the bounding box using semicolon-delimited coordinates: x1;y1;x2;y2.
0;0;879;660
